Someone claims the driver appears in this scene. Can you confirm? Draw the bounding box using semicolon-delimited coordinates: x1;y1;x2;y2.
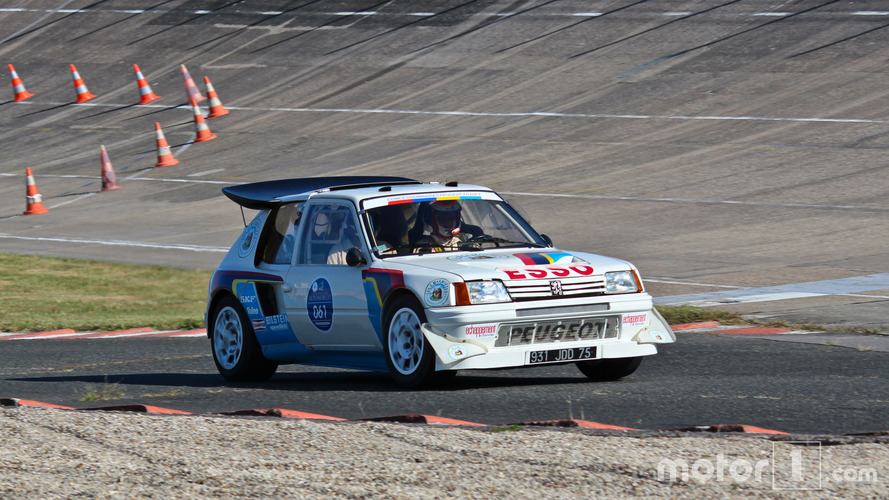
415;200;471;250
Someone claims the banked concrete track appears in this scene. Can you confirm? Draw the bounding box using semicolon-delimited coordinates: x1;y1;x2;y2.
1;0;888;329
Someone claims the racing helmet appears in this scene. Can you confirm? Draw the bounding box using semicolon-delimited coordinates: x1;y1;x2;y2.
429;200;462;239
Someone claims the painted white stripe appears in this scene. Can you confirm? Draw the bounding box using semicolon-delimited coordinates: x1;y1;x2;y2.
0;8;885;20
0;233;228;253
646;278;744;289
188;169;226;177
655;273;889;306
500;190;889;213
16;99;889;126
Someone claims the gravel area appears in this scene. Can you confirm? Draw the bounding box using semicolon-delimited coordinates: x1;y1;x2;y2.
1;407;886;498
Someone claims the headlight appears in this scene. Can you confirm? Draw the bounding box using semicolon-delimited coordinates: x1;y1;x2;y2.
455;281;511;305
605;270;640;294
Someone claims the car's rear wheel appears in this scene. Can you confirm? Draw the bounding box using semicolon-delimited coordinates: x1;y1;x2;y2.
211;294;278;382
383;296;435;389
576;356;643;381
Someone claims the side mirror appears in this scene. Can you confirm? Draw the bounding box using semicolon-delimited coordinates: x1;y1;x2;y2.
540;234;553;247
346;247;367;267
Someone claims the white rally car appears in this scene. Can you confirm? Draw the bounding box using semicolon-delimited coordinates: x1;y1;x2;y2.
206;176;674;388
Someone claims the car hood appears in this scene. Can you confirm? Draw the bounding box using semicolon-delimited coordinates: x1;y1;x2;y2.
385;248;635;281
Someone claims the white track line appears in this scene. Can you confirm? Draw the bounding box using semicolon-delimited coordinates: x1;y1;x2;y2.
0;234;227;253
655;273;889;306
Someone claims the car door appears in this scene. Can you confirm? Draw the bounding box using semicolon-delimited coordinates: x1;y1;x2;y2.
281;201;381;350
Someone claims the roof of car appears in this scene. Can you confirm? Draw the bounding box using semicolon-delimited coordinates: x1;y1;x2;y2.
222;176;420;209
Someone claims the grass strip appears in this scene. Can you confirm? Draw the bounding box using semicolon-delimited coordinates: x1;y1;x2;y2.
0;254;746;333
0;254;209;332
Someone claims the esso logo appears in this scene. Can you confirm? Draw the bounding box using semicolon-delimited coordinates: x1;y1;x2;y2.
501;265;595;280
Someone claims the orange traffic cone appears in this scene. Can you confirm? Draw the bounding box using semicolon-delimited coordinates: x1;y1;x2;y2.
8;64;34;102
154;122;179;168
99;145;121;191
191;103;216;143
69;64;96;103
180;64;205;104
203;76;229;118
133;64;160;104
23;167;49;215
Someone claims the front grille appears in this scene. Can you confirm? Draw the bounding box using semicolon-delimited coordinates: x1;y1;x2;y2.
495;316;620;347
503;275;606;301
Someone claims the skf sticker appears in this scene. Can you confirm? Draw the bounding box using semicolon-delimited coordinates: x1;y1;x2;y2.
465;324;497;339
449;345;468;361
307;277;333;331
500;265;595;280
238;219;262;258
425;279;449;307
622;313;648;327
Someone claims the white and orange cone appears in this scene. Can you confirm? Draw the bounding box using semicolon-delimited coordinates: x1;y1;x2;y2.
203;76;229;118
191;103;216;143
99;145;121;191
133;64;160;105
154;122;179;168
69;64;96;103
23;167;49;215
8;64;34;102
180;64;205;104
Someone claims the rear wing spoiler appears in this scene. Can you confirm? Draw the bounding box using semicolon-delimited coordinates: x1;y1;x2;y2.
222;176;419;210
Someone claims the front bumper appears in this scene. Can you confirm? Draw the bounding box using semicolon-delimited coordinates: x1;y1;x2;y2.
422;294;675;371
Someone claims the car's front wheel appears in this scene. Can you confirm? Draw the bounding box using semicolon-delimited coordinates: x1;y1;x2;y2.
576;356;643;381
383;296;435;389
211;294;278;382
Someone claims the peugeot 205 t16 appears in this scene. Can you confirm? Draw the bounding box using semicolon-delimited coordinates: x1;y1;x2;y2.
206;176;674;388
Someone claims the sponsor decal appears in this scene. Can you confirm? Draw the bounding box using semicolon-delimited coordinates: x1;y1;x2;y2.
234;281;299;344
622;312;648;327
650;331;668;342
513;252;577;265
500;265;595;280
384;192;484;206
425;279;449;307
449;345;468;360
238;219;262;258
465;324;497;339
501;317;619;345
362;268;406;340
447;253;508;261
307;277;334;332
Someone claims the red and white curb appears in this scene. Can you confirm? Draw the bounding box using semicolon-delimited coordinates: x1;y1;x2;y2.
3;398;887;436
670;321;815;335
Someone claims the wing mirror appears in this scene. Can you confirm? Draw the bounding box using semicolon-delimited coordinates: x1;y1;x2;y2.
346;247;367;267
540;234;553;247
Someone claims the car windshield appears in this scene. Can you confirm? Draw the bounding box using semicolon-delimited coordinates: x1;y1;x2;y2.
364;198;546;256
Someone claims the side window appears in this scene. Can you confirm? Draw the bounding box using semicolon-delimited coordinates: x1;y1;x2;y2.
260;202;304;265
298;203;364;265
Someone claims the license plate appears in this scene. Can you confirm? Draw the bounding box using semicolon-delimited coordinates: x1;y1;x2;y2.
528;346;597;365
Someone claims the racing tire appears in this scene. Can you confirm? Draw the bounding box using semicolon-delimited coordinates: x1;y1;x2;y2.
383;296;436;389
576;356;643;381
210;294;278;382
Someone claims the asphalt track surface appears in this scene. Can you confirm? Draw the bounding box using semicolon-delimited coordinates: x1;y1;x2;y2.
0;1;888;432
2;329;888;435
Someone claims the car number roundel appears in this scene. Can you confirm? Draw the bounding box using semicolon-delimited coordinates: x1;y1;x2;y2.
307;277;333;331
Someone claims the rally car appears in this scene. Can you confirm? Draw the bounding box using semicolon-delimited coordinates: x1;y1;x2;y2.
206;176;674;388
